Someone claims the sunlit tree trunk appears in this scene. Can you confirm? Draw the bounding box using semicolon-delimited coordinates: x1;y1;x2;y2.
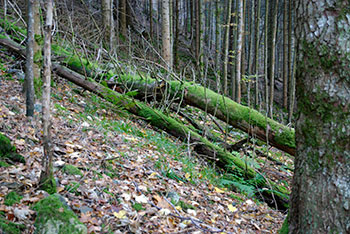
33;0;41;84
235;0;244;103
25;0;35;117
247;0;255;107
162;0;172;68
101;0;115;51
39;0;56;194
173;0;179;69
222;0;232;95
289;0;350;232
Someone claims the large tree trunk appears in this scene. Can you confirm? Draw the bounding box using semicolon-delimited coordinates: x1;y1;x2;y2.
222;0;232;95
101;0;115;51
289;0;350;232
235;0;244;103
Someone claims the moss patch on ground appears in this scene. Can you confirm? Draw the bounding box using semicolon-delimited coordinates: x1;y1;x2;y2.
33;194;87;234
0;133;25;164
4;191;23;206
0;216;25;234
62;164;83;176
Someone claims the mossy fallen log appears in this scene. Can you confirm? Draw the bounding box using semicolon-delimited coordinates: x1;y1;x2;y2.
0;36;289;210
111;75;296;156
0;133;25;164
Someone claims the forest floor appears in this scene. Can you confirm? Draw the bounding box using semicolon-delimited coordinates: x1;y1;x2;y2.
0;50;287;233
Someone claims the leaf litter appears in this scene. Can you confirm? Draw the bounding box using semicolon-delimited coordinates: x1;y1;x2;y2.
0;52;286;233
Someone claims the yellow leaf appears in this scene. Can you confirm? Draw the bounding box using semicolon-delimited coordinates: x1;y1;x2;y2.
175;206;182;211
185;173;190;179
214;187;225;193
227;204;238;212
113;210;126;219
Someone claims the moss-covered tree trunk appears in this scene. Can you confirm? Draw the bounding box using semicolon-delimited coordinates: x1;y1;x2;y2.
289;0;350;232
111;76;296;156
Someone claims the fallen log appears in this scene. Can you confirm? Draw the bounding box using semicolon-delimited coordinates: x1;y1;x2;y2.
112;76;296;156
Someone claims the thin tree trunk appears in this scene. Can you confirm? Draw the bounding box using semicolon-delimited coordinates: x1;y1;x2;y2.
119;0;127;37
235;0;244;103
33;0;41;82
173;0;179;69
268;0;278;118
282;0;288;108
254;0;261;109
39;0;55;194
247;0;256;107
215;0;220;74
222;0;232;95
101;0;115;51
161;0;172;68
287;0;293;123
264;0;269;114
149;0;153;40
25;0;35;117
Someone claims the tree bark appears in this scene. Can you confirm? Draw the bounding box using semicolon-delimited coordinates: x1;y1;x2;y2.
282;0;288;109
235;0;244;103
119;0;127;37
161;0;172;68
254;0;261;109
25;0;36;117
39;0;55;194
101;0;115;51
268;0;279;118
222;0;232;95
289;0;350;232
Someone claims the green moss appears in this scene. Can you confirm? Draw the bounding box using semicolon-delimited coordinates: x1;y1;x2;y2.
39;175;57;195
4;191;23;206
0;216;25;234
65;182;80;194
132;203;145;211
33;194;87;234
0;161;10;167
62;164;83;176
0;133;25;164
279;214;289;234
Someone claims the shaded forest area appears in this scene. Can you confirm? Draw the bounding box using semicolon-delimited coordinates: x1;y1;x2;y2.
0;0;349;233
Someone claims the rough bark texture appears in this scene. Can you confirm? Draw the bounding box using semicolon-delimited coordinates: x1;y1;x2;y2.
25;0;35;117
290;0;350;233
101;0;115;51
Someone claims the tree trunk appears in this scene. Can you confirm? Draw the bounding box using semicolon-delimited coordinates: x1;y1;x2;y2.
39;0;56;194
264;0;269;113
247;0;255;107
289;0;350;232
101;0;115;51
254;0;261;109
33;0;41;83
282;0;288;109
25;0;36;117
222;0;232;95
149;0;153;40
215;0;221;76
161;0;172;68
119;0;127;37
173;0;179;69
268;0;278;118
235;0;244;103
